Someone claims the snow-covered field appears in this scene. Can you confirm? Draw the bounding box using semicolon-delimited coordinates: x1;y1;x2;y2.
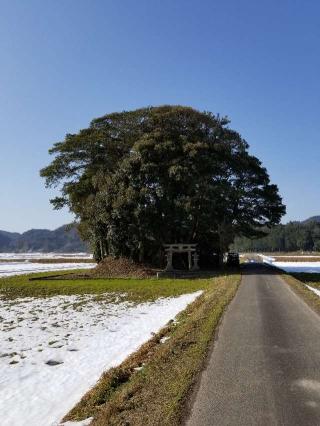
269;261;320;273
0;253;92;260
0;261;96;278
0;291;201;426
0;253;95;278
259;255;320;273
256;255;320;300
272;255;320;259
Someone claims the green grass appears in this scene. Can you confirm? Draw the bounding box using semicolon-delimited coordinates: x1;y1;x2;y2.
0;270;226;303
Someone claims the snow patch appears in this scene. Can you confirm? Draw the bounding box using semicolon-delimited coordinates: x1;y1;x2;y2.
306;285;320;297
0;261;95;277
258;254;275;263
0;253;92;260
59;418;93;426
273;262;320;273
0;291;202;426
258;254;320;273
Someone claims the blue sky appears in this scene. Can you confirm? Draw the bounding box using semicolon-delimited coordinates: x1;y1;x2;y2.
0;0;319;232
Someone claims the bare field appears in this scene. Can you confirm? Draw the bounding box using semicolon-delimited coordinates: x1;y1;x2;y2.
0;258;94;263
272;256;320;262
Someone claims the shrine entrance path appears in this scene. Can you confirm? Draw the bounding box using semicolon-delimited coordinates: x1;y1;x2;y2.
186;263;320;426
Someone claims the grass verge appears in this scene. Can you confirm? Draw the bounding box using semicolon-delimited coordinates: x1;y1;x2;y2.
281;273;320;315
62;273;240;426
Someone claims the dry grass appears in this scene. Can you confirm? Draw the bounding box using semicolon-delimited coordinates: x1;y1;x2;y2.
62;273;240;426
272;256;320;262
281;274;320;316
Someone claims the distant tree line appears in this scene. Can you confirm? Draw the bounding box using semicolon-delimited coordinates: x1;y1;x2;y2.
232;220;320;252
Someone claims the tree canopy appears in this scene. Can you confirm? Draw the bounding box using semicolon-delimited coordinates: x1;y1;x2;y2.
40;105;286;265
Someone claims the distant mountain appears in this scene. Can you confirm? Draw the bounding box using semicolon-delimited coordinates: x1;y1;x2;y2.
302;216;320;224
0;225;89;253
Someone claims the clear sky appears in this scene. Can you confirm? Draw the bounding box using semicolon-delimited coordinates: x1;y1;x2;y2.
0;0;319;232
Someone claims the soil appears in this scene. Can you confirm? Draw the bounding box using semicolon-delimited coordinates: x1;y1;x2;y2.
90;256;157;279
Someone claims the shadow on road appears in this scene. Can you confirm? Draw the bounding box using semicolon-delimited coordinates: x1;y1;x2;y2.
241;262;285;276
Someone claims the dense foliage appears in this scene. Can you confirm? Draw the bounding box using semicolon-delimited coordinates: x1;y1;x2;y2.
41;106;285;264
232;219;320;252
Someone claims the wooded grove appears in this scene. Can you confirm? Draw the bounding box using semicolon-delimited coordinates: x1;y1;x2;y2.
41;106;286;265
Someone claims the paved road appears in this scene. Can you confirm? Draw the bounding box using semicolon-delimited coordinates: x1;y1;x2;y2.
186;264;320;426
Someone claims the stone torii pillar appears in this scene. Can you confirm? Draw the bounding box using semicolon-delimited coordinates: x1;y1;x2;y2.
192;252;200;271
188;251;192;270
165;249;174;271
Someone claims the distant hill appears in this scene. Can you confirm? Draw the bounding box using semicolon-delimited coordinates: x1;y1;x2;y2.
302;216;320;224
232;215;320;252
0;225;89;253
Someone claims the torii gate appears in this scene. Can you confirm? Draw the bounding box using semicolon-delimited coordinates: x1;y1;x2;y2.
163;244;199;272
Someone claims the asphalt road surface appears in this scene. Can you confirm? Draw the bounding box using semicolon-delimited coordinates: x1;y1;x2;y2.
186;263;320;426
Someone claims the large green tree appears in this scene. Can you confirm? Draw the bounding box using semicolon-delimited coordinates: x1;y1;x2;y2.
41;105;286;265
